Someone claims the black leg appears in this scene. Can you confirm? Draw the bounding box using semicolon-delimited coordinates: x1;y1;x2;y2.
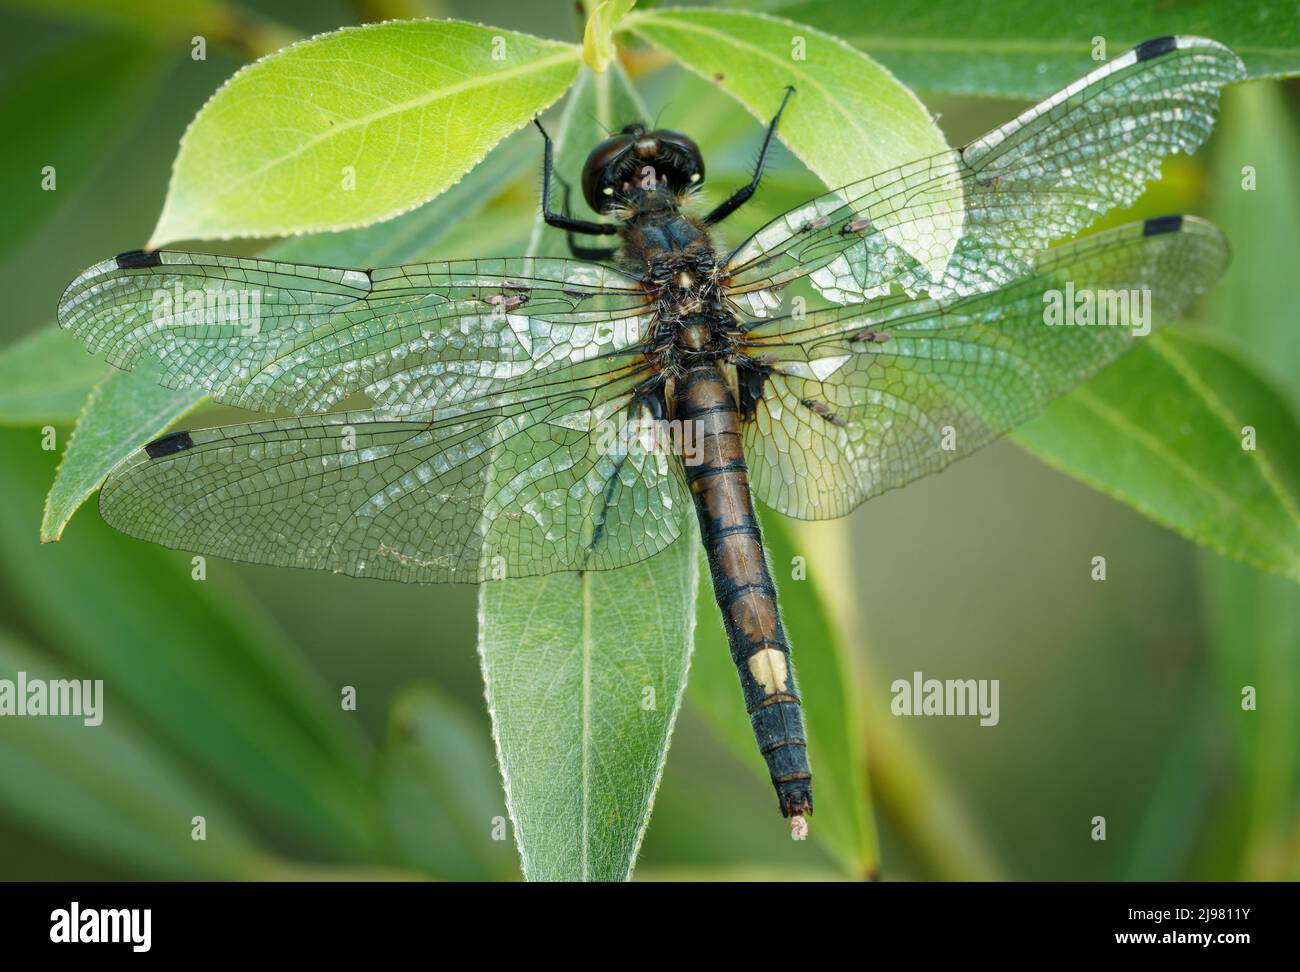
702;86;795;227
534;119;620;236
557;177;620;261
568;239;621;261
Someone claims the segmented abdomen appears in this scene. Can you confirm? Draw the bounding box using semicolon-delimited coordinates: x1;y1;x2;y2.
674;361;813;819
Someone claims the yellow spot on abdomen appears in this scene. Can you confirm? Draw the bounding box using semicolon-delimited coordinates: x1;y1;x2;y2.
747;648;790;695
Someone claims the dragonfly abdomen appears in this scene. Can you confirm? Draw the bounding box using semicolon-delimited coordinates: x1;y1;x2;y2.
674;361;814;824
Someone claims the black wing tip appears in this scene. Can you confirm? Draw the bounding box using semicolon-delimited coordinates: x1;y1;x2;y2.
1143;214;1184;237
115;249;162;270
1134;36;1179;61
144;430;195;459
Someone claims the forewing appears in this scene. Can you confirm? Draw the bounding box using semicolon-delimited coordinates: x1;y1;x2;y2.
726;37;1244;308
99;384;692;583
741;216;1228;519
58;250;650;413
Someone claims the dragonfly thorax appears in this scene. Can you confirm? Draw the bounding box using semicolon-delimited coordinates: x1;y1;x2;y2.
637;230;729;350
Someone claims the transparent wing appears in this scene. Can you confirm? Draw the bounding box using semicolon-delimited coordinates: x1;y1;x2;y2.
740;215;1228;519
58;249;651;413
725;37;1244;308
99;378;692;583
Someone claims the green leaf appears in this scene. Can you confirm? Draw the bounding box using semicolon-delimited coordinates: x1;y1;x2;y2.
623;6;957;274
477;65;699;882
0;428;381;857
0;629;270;879
149;20;580;244
624;6;950;189
376;686;519;880
1014;330;1300;584
267;127;538;268
41;366;203;542
478;536;698;882
0;327;109;426
0;35;164;263
761;0;1299;98
584;0;638;72
689;511;878;876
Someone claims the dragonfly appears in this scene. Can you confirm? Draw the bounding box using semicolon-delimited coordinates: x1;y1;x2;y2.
58;36;1243;833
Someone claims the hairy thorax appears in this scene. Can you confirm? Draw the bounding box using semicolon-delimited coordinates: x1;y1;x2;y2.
626;209;738;370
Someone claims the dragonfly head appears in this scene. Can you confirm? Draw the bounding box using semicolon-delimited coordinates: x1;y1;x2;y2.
581;124;705;215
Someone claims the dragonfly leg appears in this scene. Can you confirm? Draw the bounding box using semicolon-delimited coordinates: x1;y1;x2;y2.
557;177;620;261
564;239;620;260
534;118;621;236
702;85;795;227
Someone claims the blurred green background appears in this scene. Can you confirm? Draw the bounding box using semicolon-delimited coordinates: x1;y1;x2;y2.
1;0;1298;881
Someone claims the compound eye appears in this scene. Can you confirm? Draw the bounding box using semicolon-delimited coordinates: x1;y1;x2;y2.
652;129;705;191
581;133;635;212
